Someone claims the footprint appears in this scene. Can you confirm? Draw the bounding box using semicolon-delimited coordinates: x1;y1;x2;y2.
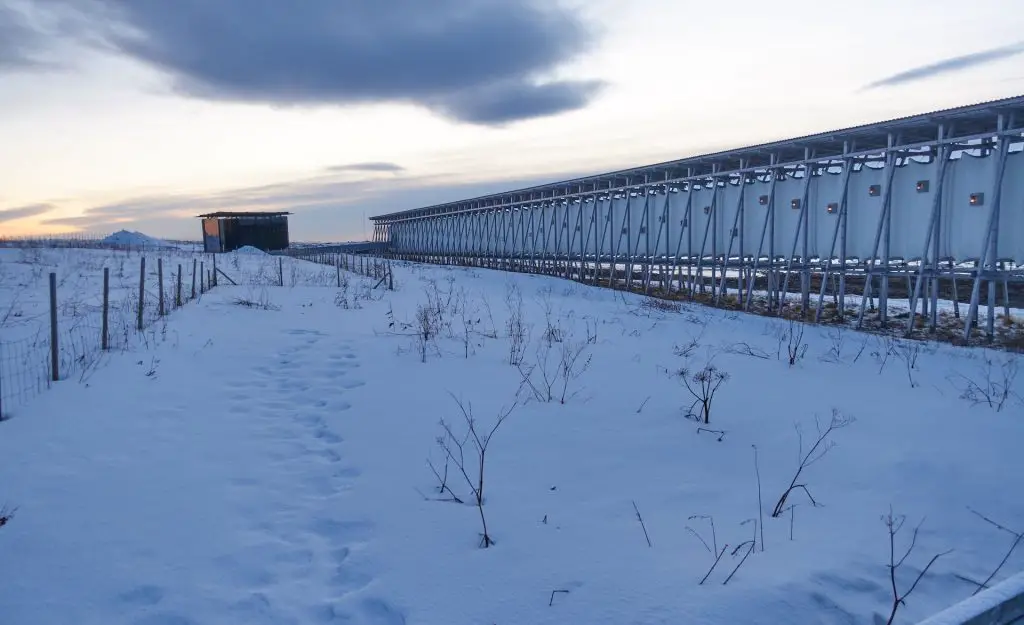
286;329;325;337
359;599;406;625
332;567;372;595
339;380;365;390
309;603;354;624
312;448;341;463
314;429;343;444
309;518;373;541
213;554;277;587
118;585;164;607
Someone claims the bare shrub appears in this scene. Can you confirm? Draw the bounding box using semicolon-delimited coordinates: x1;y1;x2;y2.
517;338;592;404
638;297;682;314
949;355;1021;412
894;338;923;388
0;505;15;529
425;446;463;504
415;304;439;364
771;409;854;517
785;320;807;366
436;395;517;548
678;362;729;424
505;284;530;366
724;341;771;360
964;507;1024;595
333;274;351;309
767;320;807;364
457;291;478;359
820;327;846;363
674;328;705;359
871;335;900;374
631;500;653;547
231;287;279;311
880;509;952;625
538;292;565;346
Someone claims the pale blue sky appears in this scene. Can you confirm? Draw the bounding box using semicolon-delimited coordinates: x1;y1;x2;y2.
1;0;1022;241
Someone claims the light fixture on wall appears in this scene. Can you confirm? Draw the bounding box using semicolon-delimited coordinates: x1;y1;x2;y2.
970;192;985;206
703;206;711;214
826;203;839;214
791;199;801;210
916;180;929;193
869;185;881;196
759;195;769;205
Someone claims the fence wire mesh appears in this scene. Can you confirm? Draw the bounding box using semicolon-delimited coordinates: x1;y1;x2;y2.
0;257;212;418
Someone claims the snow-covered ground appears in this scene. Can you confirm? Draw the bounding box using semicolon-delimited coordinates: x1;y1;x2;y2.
1;250;1022;625
0;246;339;411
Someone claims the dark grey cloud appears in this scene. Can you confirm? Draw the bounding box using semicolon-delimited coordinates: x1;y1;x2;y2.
0;202;53;222
326;162;405;174
0;2;38;68
9;0;604;124
865;42;1024;89
431;79;606;125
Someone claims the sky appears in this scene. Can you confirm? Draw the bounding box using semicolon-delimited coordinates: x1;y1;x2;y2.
1;0;1023;242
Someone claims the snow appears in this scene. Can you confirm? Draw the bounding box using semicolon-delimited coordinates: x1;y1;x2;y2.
1;251;1023;624
101;230;169;249
234;245;270;255
917;571;1024;625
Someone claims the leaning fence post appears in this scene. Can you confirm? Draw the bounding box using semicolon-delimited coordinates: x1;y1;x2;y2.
102;267;109;350
212;254;218;287
49;272;59;381
388;261;394;290
158;258;165;316
176;264;183;308
199;261;205;294
279;257;284;287
191;258;197;299
138;257;146;331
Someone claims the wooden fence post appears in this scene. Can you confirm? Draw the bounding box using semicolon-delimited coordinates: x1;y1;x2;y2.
212;254;218;287
49;272;58;381
279;257;284;287
176;264;182;308
158;258;165;316
336;255;341;287
191;258;197;299
199;261;205;294
102;267;109;350
137;257;146;331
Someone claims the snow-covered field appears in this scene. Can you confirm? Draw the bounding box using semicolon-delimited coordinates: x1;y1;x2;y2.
1;248;1023;624
0;244;342;411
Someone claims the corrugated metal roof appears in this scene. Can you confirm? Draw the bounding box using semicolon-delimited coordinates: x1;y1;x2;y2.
196;212;292;218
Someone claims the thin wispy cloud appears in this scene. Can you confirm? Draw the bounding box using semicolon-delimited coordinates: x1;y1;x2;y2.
4;0;606;125
0;202;53;223
864;42;1024;89
37;168;592;239
326;162;406;174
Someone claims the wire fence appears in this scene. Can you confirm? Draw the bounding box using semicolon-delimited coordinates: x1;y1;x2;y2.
0;248;390;418
0;255;220;419
0;233;200;253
